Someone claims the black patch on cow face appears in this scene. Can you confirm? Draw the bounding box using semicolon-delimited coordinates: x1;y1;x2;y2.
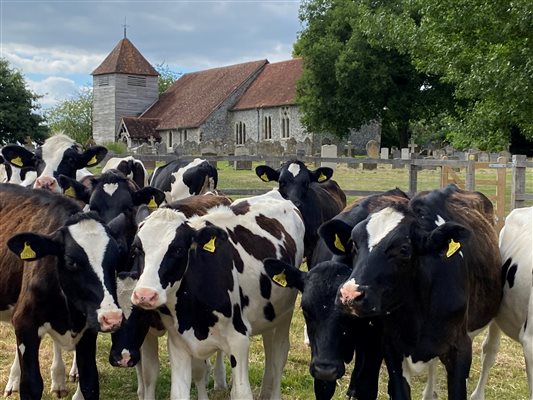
259;273;272;300
239;287;249;308
230;355;237;368
232;304;247;335
231;246;244;273
89;172;136;223
231;201;250;215
506;264;518;288
501;258;512;287
228;225;276;263
525;317;528;331
182;161;216;195
264;302;276;321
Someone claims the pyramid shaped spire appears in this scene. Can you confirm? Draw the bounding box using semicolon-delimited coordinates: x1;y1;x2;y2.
92;37;158;76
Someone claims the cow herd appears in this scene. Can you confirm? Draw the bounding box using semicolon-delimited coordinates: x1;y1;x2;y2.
0;133;532;400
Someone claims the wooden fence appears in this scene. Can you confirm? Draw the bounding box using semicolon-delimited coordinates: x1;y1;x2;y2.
134;153;533;230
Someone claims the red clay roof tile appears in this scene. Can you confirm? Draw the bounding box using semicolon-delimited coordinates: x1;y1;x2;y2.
92;38;159;77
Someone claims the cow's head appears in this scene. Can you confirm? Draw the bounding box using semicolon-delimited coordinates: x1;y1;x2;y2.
7;212;124;332
328;203;470;317
264;258;359;382
103;156;148;188
256;160;333;208
2;134;107;193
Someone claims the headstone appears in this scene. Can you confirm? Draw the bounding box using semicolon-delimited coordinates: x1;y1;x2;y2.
380;147;389;160
391;147;401;159
408;138;417;154
344;141;354;157
321;144;337;170
478;152;489;162
499;150;511;160
401;148;410;160
234;146;252;170
363;140;379;170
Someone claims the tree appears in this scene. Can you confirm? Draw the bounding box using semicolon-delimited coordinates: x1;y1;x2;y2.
294;0;455;148
0;58;48;144
46;87;93;145
156;62;182;94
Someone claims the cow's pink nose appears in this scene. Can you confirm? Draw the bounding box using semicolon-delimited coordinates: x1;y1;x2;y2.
100;311;123;332
132;288;159;308
339;280;363;304
34;176;59;192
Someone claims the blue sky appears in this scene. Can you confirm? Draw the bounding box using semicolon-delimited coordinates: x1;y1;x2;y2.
1;0;301;109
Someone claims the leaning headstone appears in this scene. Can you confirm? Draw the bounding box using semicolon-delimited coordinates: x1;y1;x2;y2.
234;146;252;170
201;145;218;169
363;140;379;170
321;144;337;170
380;147;389;160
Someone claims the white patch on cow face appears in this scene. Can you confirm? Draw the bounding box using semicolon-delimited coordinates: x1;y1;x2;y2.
18;343;25;356
68;219;121;320
117;275;137;319
39;134;77;179
170;158;206;201
435;214;446;226
103;183;119;197
288;163;301;177
366;207;404;252
135;209;189;301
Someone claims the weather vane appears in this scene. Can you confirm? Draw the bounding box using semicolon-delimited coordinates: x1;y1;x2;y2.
122;16;129;38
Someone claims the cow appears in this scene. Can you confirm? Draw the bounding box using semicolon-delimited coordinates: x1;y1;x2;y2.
109;193;233;399
0;183;124;400
149;158;218;203
331;184;502;399
1;133;107;193
102;156;148;188
255;160;346;265
471;206;533;400
129;189;305;399
0;154;37;186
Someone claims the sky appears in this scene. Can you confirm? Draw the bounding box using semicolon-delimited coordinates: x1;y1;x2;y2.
1;0;302;109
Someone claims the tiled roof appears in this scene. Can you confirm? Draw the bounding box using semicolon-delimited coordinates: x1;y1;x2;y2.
122;117;161;139
92;38;159;76
141;59;268;129
231;58;302;110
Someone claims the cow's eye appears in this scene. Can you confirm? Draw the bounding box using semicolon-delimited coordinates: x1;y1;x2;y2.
65;258;81;271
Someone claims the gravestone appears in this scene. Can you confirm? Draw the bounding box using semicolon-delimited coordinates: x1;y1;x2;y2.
363;140;379;170
380;147;389;159
234;146;252;170
401;148;410;160
321;144;337;170
479;152;490;162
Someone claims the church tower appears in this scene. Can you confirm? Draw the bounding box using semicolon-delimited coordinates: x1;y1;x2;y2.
92;34;159;144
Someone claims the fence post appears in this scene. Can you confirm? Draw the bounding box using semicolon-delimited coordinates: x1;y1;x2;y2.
408;161;418;196
466;160;475;191
511;154;527;210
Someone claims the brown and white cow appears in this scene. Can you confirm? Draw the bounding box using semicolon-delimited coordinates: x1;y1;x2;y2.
0;184;124;400
129;189;305;399
331;184;502;399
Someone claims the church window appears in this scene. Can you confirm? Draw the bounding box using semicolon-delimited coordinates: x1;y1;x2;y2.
263;116;272;140
179;129;188;144
235;122;246;145
281;107;290;138
168;131;173;147
127;75;146;87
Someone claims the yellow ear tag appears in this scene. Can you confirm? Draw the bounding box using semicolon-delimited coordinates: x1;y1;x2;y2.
20;241;36;260
318;172;327;182
11;156;23;167
446;239;461;258
334;233;345;252
87;155;98;166
64;186;76;198
203;237;216;253
273;271;287;287
147;196;158;209
260;173;270;182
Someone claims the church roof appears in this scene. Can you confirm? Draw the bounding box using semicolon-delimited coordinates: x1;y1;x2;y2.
121;117;161;139
141;59;268;130
92;38;159;76
231;58;302;110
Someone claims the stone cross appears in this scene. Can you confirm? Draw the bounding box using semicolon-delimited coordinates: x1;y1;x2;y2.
408;138;417;154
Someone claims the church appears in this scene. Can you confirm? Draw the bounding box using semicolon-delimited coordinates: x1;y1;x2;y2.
91;36;380;156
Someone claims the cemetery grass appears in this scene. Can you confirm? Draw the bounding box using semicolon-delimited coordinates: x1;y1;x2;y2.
1;161;531;399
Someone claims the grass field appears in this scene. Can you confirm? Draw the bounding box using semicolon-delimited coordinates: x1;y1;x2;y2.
1;161;532;399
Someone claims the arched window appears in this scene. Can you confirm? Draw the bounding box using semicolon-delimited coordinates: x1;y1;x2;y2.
281;107;290;138
263;116;272;140
235;122;246;145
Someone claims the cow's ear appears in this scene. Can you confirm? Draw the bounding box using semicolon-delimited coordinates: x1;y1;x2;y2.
319;219;353;255
7;232;63;261
263;258;306;292
425;221;471;257
82;146;108;167
58;175;90;203
135;205;151;225
130;161;147;188
133;187;165;209
194;225;228;254
311;167;333;183
107;213;127;241
1;145;36;168
255;165;279;182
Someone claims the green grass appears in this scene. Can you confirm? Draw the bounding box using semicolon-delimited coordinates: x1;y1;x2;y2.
1;160;532;399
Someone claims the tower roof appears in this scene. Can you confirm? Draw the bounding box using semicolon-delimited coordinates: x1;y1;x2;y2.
92;38;159;76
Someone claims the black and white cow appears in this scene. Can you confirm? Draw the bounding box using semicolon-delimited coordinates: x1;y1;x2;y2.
1;133;107;193
149;158;218;203
130;190;305;399
471;206;533;400
332;185;502;399
0;154;37;186
102;156;148;188
255;160;346;265
0;184;124;400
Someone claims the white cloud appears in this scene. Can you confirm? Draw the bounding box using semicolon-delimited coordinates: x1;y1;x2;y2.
26;76;79;109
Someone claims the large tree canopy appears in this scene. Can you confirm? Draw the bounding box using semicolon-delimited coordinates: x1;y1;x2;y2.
295;0;533;151
0;58;48;144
